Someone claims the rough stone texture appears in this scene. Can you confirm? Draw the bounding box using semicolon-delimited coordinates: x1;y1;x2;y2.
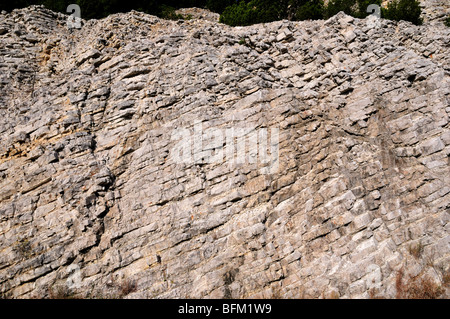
0;5;449;299
419;0;450;23
175;7;220;22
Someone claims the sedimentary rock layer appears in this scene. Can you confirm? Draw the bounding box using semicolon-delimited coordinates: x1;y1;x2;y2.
0;5;449;298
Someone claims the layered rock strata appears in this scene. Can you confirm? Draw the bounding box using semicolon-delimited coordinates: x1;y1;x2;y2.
0;5;449;298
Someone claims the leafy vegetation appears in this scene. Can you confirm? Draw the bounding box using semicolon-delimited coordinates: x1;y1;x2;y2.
205;0;235;14
323;0;356;18
0;0;425;26
0;0;205;19
219;0;281;26
445;16;450;27
159;4;185;21
322;0;382;19
295;0;324;21
381;0;423;25
219;0;422;26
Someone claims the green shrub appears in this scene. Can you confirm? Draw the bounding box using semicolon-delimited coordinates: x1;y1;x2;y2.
445;16;450;27
382;0;423;25
322;0;421;25
1;0;424;27
323;0;356;18
206;0;235;13
295;0;324;21
219;1;253;26
355;0;382;18
159;4;184;20
323;0;381;19
219;0;281;26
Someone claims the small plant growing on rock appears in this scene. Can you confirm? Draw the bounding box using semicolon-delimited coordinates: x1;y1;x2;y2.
14;238;32;259
119;279;137;296
441;269;450;286
101;276;137;298
368;288;384;299
0;291;11;299
159;5;184;21
405;276;444;299
445;16;450;27
408;242;424;259
48;285;77;299
395;267;444;299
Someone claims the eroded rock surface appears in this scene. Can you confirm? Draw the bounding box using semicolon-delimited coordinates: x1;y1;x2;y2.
0;5;449;298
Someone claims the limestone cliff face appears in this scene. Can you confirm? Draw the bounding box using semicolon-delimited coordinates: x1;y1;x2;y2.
0;5;449;299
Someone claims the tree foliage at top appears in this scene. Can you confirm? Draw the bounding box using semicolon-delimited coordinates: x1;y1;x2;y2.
323;0;383;19
0;0;424;26
295;0;324;21
445;16;450;27
0;0;207;19
219;0;282;26
206;0;235;14
220;0;422;26
382;0;423;25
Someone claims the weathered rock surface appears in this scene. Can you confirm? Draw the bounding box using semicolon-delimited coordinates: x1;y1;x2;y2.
0;5;449;299
175;7;220;22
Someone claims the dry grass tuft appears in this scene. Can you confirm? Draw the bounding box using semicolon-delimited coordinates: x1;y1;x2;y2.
48;285;78;299
408;242;424;260
119;279;137;296
395;268;443;299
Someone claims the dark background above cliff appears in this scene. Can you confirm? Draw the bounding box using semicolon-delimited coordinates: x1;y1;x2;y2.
2;0;203;19
0;0;430;26
0;3;449;298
